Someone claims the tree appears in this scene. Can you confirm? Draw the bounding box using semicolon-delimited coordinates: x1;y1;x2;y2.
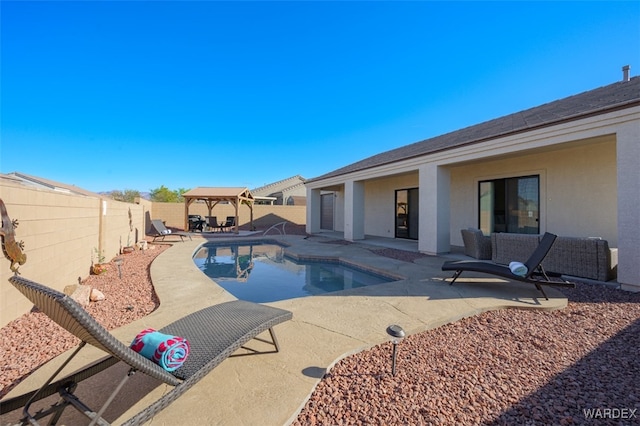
150;186;189;203
176;188;189;201
109;189;141;203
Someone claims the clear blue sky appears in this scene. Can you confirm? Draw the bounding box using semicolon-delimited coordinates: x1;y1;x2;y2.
2;1;639;193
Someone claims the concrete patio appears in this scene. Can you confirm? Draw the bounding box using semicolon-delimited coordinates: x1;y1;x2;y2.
1;233;569;425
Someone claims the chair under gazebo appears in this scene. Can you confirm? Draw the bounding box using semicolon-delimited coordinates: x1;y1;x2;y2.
182;187;255;234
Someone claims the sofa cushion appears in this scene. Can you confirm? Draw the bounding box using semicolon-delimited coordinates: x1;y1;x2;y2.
491;233;540;265
543;237;615;282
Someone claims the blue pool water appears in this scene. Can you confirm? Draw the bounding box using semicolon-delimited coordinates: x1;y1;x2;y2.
193;241;395;303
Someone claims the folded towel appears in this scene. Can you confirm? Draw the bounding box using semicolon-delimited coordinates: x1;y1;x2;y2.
161;229;172;235
509;261;528;277
130;328;190;371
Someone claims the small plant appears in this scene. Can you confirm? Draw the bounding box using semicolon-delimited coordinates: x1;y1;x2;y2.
93;247;106;264
91;248;108;275
121;233;135;254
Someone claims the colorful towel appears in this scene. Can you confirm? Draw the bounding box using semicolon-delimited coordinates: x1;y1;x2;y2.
130;328;190;371
509;261;528;277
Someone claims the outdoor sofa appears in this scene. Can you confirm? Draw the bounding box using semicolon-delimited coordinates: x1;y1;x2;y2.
149;219;192;242
490;232;617;282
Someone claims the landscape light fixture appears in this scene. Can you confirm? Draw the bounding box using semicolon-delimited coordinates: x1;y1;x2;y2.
386;324;405;376
114;258;123;279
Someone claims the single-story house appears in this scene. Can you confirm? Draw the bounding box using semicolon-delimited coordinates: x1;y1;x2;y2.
305;71;639;291
252;175;307;205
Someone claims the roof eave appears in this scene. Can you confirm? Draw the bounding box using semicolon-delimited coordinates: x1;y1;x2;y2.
306;98;640;184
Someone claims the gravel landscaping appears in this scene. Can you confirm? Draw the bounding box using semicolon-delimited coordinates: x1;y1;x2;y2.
293;283;640;425
2;238;639;425
0;244;168;399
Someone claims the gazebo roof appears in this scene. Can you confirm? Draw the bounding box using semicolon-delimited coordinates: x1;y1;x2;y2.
182;187;254;202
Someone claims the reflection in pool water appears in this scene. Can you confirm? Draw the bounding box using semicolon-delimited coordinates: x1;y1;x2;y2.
193;241;394;303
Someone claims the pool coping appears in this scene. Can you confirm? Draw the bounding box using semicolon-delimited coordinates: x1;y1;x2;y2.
195;238;407;296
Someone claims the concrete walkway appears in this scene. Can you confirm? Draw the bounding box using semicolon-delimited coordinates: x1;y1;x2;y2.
2;233;568;425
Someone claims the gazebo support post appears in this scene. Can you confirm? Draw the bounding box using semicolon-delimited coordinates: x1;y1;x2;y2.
184;199;195;231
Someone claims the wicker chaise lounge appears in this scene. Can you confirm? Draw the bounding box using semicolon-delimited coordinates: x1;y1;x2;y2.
1;275;293;426
149;219;192;242
442;232;575;300
220;216;236;233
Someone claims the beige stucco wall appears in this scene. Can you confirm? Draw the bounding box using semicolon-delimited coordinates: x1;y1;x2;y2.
334;190;345;232
616;121;640;289
0;179;146;327
362;174;419;237
448;136;617;247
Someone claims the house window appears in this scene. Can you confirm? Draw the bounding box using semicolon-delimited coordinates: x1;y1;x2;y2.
395;188;419;240
478;175;539;234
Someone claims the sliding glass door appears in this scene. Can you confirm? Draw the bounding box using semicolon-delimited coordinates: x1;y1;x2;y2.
479;175;539;234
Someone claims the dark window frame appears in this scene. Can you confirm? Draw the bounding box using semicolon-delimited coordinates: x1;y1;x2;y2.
478;175;540;235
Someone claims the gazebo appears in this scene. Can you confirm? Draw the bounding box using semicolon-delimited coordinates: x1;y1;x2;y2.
182;187;255;234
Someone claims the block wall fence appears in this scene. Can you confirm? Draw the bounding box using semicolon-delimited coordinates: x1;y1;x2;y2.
151;202;306;231
0;180;305;327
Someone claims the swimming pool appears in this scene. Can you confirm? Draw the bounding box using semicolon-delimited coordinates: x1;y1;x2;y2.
193;241;396;303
